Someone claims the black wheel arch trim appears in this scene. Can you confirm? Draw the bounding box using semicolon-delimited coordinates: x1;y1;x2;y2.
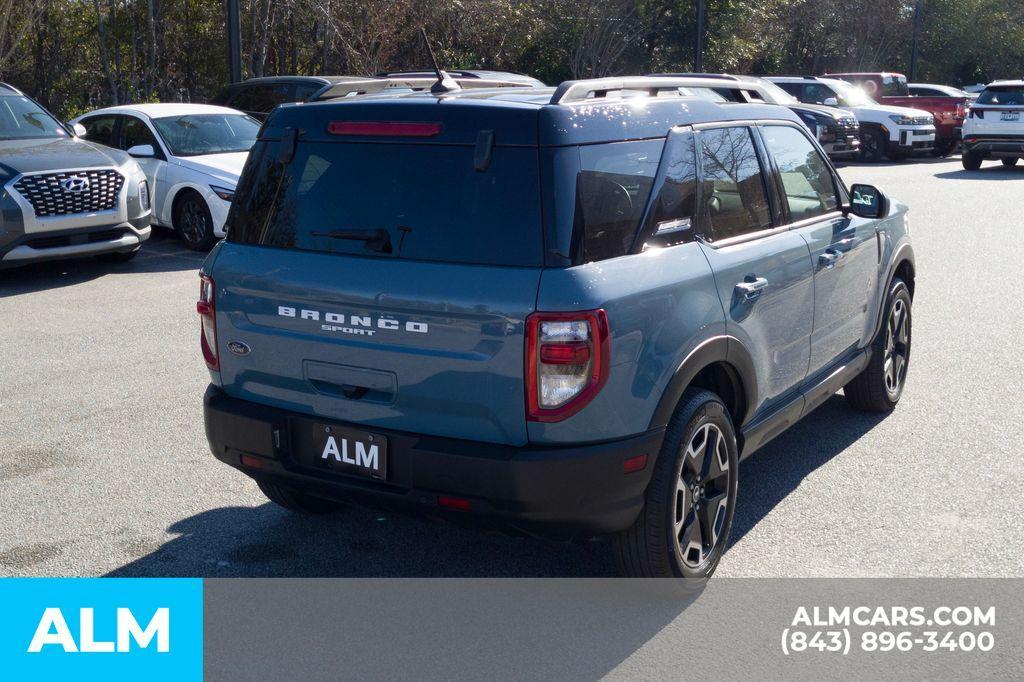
870;241;915;342
648;335;759;433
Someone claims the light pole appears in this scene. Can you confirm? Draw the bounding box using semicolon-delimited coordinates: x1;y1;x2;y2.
909;0;922;81
226;0;242;83
695;0;705;72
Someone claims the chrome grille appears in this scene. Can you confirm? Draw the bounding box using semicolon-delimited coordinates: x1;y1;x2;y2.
838;117;859;133
13;169;124;218
912;115;934;125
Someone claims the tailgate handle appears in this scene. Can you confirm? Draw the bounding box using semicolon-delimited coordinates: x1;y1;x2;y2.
340;384;369;400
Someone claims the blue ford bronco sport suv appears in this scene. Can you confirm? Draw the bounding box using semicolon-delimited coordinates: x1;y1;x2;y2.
200;76;915;578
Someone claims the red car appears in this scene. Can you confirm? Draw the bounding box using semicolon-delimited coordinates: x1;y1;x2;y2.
825;72;968;155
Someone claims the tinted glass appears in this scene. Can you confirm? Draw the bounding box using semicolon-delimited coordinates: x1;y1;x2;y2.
573;140;663;262
640;131;697;248
293;83;324;101
774;82;803;99
0;95;68;140
121;116;158;151
802;83;836;105
977;86;1024;105
232;83;293;113
227;140;544;267
151;114;260;156
761;125;838;221
698;127;771;241
81;115;118;147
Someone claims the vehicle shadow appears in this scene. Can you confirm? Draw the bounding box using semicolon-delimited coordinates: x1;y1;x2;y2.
0;230;206;297
934;166;1024;180
107;398;885;578
727;395;889;547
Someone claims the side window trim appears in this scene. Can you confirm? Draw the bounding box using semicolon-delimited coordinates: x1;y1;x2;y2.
630;126;697;252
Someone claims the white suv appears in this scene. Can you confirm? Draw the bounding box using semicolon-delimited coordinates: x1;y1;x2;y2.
768;76;936;161
961;80;1024;170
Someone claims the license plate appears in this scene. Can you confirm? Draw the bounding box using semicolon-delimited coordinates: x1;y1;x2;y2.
1001;111;1020;121
311;423;387;479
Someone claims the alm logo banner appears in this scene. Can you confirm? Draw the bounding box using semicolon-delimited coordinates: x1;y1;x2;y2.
0;578;202;680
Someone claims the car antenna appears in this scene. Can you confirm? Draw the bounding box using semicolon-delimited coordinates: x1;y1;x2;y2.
420;27;460;95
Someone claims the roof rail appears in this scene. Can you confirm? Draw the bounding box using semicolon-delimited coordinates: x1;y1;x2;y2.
549;76;767;105
313;76;532;101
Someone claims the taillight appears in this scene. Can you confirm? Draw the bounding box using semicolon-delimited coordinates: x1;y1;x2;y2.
956;102;966;119
525;310;609;422
197;273;218;371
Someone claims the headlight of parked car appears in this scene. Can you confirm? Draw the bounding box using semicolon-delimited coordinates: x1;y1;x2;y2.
210;185;236;202
889;114;916;125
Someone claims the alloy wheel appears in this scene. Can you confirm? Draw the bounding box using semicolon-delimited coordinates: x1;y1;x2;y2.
674;422;732;569
179;198;209;247
883;298;910;399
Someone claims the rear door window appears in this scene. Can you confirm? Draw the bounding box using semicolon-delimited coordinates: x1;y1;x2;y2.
697;126;772;241
232;83;294;114
573;139;663;261
227;140;544;267
760;125;839;222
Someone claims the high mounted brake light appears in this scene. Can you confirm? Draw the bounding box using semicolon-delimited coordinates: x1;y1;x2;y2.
197;273;218;371
327;121;443;137
525;310;610;422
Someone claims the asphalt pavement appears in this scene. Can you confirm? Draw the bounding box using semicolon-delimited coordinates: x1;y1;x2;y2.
1;156;1022;578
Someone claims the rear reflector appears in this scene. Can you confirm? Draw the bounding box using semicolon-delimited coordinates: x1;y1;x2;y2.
438;496;471;512
327;121;443;137
623;454;648;474
240;454;265;469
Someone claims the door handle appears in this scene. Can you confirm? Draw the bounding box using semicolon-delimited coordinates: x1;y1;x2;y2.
819;250;845;268
734;277;768;301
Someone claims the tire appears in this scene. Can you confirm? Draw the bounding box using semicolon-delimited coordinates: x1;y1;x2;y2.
859;127;887;162
613;388;739;580
932;140;956;157
95;248;139;263
1001;157;1018;167
173;191;217;251
962;151;983;170
844;278;912;412
257;480;345;514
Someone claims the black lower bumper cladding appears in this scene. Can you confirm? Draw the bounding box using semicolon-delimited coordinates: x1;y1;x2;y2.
203;385;664;537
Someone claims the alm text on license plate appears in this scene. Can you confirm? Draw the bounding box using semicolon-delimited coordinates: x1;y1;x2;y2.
312;424;388;479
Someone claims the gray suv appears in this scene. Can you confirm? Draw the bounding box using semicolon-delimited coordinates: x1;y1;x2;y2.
0;83;151;268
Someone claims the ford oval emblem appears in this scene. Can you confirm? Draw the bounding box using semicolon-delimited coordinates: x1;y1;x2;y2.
227;341;251;357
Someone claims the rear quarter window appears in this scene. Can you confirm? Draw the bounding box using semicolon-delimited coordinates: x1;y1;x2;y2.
571;139;664;262
977;87;1024;106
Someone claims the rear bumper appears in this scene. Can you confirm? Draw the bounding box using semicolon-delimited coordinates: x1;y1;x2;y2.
963;136;1024;157
204;386;664;537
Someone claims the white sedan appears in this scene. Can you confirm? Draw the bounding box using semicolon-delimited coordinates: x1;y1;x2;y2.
71;103;260;250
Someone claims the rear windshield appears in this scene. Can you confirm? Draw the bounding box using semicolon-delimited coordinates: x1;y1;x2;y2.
977;87;1024;106
226;140;544;267
877;75;909;97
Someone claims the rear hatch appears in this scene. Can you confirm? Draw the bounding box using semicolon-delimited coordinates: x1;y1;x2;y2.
209;97;544;446
967;84;1024;136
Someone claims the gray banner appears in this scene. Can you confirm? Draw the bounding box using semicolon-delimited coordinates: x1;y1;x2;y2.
204;578;1024;680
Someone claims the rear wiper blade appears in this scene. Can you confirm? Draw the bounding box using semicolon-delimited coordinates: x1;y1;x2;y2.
310;228;392;254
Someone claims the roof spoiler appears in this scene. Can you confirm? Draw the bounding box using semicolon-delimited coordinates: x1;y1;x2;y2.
549;76;775;105
312;76;533;102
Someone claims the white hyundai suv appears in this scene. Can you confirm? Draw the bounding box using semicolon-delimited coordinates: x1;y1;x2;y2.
960;80;1024;170
768;76;936;161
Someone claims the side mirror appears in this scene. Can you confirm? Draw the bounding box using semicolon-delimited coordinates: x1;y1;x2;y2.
847;184;888;219
822;97;839;107
127;144;155;158
71;122;87;137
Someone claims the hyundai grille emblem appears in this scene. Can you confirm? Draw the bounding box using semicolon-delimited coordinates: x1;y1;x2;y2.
61;176;91;193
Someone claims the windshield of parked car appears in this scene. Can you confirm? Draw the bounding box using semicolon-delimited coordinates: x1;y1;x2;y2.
977;86;1024;106
0;95;69;140
151;113;260;156
749;78;799;104
830;81;878;107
